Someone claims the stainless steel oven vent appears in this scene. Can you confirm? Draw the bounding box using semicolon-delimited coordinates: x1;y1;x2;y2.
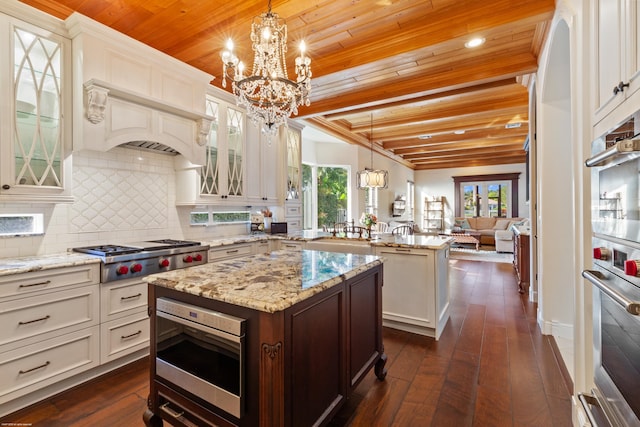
121;140;179;155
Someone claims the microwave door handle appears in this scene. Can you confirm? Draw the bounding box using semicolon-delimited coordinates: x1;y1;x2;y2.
582;270;640;315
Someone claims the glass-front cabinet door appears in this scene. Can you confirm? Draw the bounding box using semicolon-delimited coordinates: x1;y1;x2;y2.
285;127;301;200
198;94;245;202
0;17;72;202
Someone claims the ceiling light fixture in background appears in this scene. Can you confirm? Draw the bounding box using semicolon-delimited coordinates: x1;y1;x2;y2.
464;37;485;48
221;0;312;138
357;114;389;189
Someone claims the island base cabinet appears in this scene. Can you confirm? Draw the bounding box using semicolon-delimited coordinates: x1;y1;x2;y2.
145;265;386;427
376;247;450;340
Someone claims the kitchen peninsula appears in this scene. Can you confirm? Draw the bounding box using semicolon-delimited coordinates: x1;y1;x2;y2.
143;249;386;427
207;232;453;339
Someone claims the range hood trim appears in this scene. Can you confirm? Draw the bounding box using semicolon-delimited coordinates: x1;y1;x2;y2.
83;79;212;164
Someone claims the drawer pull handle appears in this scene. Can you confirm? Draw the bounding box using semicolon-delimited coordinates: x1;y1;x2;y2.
18;315;51;325
160;402;185;418
120;293;142;301
121;330;142;340
395;248;412;252
19;360;50;374
226;249;239;254
19;280;51;288
285;244;297;248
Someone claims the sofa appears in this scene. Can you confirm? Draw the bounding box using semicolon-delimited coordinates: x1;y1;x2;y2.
453;217;528;250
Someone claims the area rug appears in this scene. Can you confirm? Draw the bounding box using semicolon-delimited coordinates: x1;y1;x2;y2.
449;247;514;263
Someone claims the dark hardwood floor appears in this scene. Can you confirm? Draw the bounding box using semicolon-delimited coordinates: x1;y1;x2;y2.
1;259;573;427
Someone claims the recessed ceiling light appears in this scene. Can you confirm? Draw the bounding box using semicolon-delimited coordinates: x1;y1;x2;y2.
454;130;465;135
465;37;485;48
505;122;522;129
418;135;432;139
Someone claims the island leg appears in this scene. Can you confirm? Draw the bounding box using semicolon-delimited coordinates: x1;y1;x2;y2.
143;408;163;427
374;352;388;380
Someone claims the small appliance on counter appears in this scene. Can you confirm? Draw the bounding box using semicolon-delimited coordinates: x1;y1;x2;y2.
250;213;265;233
270;222;288;234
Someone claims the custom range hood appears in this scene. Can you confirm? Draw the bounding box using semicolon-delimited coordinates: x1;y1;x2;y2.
66;13;214;165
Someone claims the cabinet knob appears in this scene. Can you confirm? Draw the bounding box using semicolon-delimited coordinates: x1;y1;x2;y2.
2;185;9;190
613;81;630;95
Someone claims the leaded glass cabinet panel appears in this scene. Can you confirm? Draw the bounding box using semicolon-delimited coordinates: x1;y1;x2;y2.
2;18;72;202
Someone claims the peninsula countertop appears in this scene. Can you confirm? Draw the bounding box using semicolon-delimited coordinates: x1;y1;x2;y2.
204;231;453;250
144;249;382;313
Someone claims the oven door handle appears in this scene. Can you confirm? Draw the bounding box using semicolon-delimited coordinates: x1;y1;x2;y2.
578;392;601;427
582;270;640;315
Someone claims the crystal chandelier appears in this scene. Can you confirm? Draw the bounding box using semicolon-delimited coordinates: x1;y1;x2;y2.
221;0;312;137
357;114;389;189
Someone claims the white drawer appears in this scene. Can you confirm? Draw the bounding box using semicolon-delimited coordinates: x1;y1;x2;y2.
101;280;147;322
100;313;149;364
0;285;99;350
0;326;100;404
281;241;304;251
208;243;253;262
254;241;270;253
285;205;302;217
0;264;100;300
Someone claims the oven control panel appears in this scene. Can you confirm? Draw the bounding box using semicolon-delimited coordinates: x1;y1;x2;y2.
102;250;208;282
157;297;245;337
592;236;640;284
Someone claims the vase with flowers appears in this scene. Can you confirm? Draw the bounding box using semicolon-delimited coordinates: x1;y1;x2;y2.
359;212;377;237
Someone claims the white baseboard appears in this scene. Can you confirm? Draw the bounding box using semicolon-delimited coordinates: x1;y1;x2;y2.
537;310;573;341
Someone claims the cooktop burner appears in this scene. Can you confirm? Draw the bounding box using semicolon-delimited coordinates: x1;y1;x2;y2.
73;244;142;256
73;240;203;256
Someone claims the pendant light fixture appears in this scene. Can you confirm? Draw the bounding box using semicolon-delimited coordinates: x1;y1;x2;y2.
356;114;389;189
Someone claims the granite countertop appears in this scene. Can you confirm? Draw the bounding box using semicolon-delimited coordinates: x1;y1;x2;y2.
0;252;101;277
144;249;382;313
234;230;453;250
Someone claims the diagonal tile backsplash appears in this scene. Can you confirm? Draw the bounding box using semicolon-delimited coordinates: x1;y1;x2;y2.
71;150;169;233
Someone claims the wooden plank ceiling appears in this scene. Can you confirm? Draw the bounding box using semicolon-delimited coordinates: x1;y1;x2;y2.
22;0;555;170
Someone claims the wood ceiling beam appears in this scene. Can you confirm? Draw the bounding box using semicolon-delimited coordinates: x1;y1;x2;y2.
348;92;528;132
323;79;521;121
384;127;528;150
297;51;538;118
404;146;525;161
414;155;526;170
397;139;525;157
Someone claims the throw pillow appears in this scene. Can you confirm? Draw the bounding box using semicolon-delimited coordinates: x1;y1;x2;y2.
492;219;511;230
455;218;471;229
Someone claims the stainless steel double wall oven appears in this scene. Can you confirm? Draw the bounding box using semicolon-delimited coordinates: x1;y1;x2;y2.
582;112;640;427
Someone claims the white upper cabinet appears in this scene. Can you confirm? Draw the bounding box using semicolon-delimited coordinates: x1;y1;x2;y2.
594;0;640;126
0;10;73;203
245;122;282;204
175;90;247;205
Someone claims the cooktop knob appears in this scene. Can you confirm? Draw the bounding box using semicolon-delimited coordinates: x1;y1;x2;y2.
593;247;610;260
194;254;203;262
116;265;129;275
183;255;193;263
159;259;170;268
625;260;640;277
131;263;143;273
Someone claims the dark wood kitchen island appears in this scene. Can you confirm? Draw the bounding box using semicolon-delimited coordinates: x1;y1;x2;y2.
143;249;386;427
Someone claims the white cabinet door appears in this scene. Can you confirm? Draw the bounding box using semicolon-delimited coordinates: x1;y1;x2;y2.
594;0;640;124
246;122;282;204
0;16;73;203
175;93;247;205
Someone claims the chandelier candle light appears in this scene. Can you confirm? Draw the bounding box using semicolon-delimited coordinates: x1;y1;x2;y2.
221;0;312;138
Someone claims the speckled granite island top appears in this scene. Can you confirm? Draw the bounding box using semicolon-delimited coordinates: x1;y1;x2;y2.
144;249;382;313
0;252;100;276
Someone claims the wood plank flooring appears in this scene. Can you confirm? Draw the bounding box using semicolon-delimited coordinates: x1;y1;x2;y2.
1;259;572;427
